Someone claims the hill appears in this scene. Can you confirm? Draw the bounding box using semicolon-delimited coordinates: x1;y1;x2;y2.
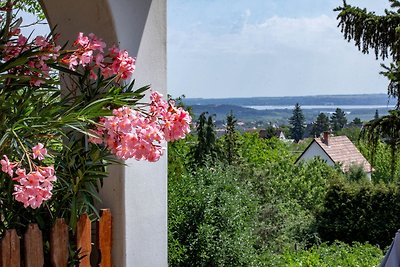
184;94;396;128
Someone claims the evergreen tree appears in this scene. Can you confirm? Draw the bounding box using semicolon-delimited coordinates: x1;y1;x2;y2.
191;112;218;167
335;0;400;109
223;111;239;165
311;112;330;137
289;103;305;142
374;110;379;120
205;114;217;158
192;112;208;166
352;117;363;126
335;0;400;179
330;108;347;132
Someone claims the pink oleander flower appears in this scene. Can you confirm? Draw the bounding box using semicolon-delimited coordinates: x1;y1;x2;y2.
0;155;16;177
88;91;191;162
3;31;61;86
88;128;104;144
32;143;47;161
13;165;56;209
163;107;192;141
62;32;136;81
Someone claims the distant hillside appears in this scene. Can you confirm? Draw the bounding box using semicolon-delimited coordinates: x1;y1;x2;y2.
184;94;396;106
185;94;396;127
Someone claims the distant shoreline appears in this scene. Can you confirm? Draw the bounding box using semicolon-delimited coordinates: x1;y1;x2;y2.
184;93;396;107
245;104;394;110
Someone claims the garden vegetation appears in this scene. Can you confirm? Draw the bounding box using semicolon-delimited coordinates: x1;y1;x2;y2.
167;113;399;266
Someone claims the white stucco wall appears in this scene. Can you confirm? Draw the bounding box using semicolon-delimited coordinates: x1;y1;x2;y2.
40;1;167;266
298;142;334;166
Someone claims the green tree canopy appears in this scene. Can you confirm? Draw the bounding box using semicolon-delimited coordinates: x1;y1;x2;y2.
312;113;330;137
330;108;347;132
352;117;363;126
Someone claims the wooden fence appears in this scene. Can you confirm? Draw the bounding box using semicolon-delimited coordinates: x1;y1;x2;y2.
0;209;112;267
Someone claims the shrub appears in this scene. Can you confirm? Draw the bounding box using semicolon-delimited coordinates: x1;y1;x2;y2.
317;178;400;248
252;158;340;251
267;242;383;267
168;164;260;267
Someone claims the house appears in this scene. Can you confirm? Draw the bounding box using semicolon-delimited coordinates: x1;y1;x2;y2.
296;132;372;177
259;128;286;140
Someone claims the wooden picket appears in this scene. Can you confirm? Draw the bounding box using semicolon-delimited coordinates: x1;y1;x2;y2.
0;209;112;267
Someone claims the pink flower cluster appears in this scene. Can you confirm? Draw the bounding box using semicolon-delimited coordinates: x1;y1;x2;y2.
2;29;61;86
89;91;191;162
62;32;135;81
0;143;56;209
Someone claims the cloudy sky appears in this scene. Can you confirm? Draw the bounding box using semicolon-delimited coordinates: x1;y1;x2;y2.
168;0;392;98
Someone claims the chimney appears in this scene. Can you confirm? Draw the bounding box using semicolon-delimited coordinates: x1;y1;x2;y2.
323;131;329;145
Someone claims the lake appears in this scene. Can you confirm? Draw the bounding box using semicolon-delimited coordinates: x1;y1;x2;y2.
244;105;394;110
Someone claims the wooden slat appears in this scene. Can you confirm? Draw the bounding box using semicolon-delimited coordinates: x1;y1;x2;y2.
97;209;112;267
50;218;69;267
76;213;91;267
0;229;20;267
24;224;44;267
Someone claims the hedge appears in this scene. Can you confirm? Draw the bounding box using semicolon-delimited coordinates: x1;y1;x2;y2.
317;179;400;248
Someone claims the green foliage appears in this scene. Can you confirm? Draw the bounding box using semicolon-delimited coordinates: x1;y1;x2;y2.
335;0;400;62
352;117;363;126
168;164;260;267
253;158;340;251
221;111;240;165
190;112;219;167
330;108;347;132
335;1;400;179
289;103;305;142
345;165;368;182
361;110;400;178
317;178;400;248
168;138;192;178
267;242;383;267
238;133;294;165
261;124;278;139
336;126;361;143
169;130;386;266
358;141;399;182
311;113;329;138
14;0;45;20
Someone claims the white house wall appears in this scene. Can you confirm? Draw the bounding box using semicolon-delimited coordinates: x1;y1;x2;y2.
40;1;167;266
299;142;334;166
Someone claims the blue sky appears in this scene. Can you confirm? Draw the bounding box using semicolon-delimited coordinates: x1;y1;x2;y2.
168;0;391;98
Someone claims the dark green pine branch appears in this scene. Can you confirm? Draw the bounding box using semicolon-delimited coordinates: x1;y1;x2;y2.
335;0;400;61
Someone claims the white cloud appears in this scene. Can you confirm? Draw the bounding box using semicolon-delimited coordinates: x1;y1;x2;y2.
168;9;388;98
169;15;342;56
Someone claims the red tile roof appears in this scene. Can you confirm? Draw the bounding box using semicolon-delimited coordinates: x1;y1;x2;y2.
314;135;372;173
